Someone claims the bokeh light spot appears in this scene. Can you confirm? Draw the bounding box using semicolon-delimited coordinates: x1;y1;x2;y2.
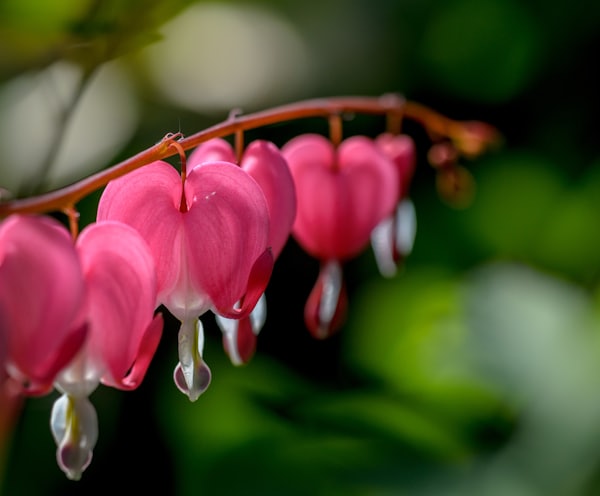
140;3;313;113
0;60;139;194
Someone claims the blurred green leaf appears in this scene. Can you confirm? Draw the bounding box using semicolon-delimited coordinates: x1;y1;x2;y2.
463;153;600;280
293;390;471;460
419;0;543;102
157;350;302;456
463;152;564;258
0;0;90;78
533;163;600;280
345;269;471;391
0;0;188;80
344;268;513;449
461;263;600;495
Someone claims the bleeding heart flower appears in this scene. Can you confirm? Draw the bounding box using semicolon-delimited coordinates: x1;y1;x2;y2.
282;133;398;338
188;138;296;365
51;220;163;481
0;214;87;396
370;133;417;277
0;215;162;480
56;221;163;396
97;160;273;400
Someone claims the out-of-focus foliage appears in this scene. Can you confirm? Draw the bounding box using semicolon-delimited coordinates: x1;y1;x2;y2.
419;0;543;102
1;0;600;495
0;0;188;78
0;0;191;196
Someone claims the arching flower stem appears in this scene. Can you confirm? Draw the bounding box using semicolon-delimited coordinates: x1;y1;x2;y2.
0;95;500;217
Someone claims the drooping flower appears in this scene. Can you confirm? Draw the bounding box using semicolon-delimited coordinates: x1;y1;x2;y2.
97;159;273;400
370;133;417;277
281;134;399;338
188;138;296;365
0;214;87;396
50;220;163;480
0;215;83;464
57;221;163;393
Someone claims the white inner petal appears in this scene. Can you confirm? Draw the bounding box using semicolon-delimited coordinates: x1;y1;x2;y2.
318;261;343;326
395;198;417;256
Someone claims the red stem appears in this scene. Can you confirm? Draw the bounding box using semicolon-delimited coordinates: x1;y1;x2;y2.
0;94;496;217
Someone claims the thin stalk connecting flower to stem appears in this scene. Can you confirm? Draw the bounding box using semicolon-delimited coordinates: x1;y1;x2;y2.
0;94;500;218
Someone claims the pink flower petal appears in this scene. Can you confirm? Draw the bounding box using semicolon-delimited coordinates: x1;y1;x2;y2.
183;162;271;315
375;133;416;199
240;140;296;258
98;160;272;322
190;138;296;259
75;221;162;391
214;248;273;319
97;162;187;313
113;314;163;390
282;134;399;261
188;137;237;167
0;215;87;395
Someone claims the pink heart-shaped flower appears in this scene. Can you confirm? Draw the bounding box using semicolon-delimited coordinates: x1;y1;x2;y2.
0;215;87;395
282;134;399;261
97;160;272;320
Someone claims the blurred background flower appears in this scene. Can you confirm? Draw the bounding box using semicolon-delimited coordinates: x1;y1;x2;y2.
1;0;599;494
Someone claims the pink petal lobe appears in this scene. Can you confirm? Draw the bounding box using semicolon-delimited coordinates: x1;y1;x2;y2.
101;314;163;391
215;248;273;319
96;162;185;308
183;162;271;314
240;140;297;259
375;133;416;199
0;215;86;395
189;138;296;260
188;137;237;168
98;159;272;326
282;134;399;261
75;221;162;390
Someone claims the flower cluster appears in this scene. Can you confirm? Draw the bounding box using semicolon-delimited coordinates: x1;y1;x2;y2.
0;96;498;480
